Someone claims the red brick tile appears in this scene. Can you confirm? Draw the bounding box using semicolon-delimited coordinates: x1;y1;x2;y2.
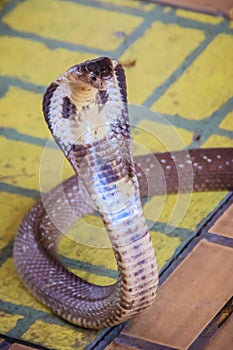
9;344;36;350
205;313;233;349
120;240;233;349
106;343;134;350
209;204;233;238
0;337;5;344
149;0;233;19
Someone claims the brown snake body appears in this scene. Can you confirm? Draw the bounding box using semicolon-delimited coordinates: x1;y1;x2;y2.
13;57;233;329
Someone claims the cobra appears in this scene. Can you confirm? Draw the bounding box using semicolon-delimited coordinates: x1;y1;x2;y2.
13;57;233;329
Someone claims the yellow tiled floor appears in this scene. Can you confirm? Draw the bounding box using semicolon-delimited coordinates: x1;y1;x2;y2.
0;1;232;349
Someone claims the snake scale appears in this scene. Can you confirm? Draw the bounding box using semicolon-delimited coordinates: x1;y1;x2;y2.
13;57;233;329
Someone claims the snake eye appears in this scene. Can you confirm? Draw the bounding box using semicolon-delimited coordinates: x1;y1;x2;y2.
90;72;97;81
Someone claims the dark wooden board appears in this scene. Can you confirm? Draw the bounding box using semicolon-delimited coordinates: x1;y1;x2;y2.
147;0;233;19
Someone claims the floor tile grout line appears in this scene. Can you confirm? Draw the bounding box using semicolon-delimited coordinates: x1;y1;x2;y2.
188;295;233;350
0;339;12;350
0;0;230;276
217;128;233;139
0;299;79;329
221;26;233;36
0;11;231;152
0;0;24;21
0;0;111;55
6;315;44;340
0;196;230;340
0;113;232;151
0;0;153;57
0;24;112;56
89;209;193;238
143;19;230;109
158;191;233;279
160;7;232;33
67;0;152;17
0;241;13;268
69;0;232;34
114;4;223;59
0;225;191;283
188;97;233;148
207;232;233;249
85;323;126;350
0;235;117;282
60;256;118;280
0;119;232;152
102;294;233;350
1;0;229;65
143;36;216;108
7;306;89;342
0;238;117;282
0;300;51;325
101;332;176;350
0;182;41;198
115;15;156;59
198;193;233;237
111;5;172;59
0;176;195;239
0;128;50;148
88;194;233;348
152;96;233;133
0;0;231;88
0;2;231;348
0;333;51;350
148;221;192;239
0;178;196;240
0;76;46;98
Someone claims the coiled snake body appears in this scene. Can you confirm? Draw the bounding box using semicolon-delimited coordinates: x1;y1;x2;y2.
14;57;233;329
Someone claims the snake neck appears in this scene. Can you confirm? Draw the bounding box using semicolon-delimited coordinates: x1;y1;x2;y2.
65;138;158;324
67;137;147;244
